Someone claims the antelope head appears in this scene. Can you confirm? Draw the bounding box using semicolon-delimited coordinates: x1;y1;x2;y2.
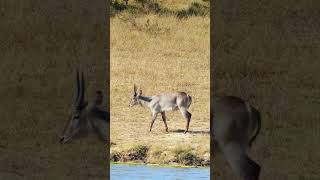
60;70;89;143
129;84;142;107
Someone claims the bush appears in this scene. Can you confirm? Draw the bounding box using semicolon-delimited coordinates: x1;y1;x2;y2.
110;151;125;162
173;147;203;166
176;2;209;19
127;145;149;161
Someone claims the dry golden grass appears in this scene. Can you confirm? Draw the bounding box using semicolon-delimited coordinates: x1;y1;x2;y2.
110;12;210;166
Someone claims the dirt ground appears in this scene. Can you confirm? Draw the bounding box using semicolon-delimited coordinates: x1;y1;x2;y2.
0;1;109;179
212;1;320;179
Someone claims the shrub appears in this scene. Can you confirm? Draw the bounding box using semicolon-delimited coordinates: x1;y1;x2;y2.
176;2;209;19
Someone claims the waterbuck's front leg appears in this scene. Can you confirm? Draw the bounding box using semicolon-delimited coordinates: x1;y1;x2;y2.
149;112;158;132
221;142;261;180
161;112;169;132
179;107;192;133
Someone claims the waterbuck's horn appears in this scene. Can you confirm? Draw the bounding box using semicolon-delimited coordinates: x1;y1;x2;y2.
79;71;85;105
133;84;137;95
75;69;80;106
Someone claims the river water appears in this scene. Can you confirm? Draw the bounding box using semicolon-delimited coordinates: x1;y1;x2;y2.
111;163;209;180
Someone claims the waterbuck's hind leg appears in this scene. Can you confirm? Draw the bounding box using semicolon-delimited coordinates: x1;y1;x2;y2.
149;112;158;132
221;143;261;180
179;108;191;133
161;112;169;132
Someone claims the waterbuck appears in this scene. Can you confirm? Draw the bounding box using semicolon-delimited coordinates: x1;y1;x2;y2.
60;70;109;144
212;96;261;180
129;84;192;133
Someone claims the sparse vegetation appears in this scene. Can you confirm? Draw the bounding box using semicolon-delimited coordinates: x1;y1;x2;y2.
176;2;209;19
111;145;209;166
110;0;209;18
127;145;149;161
173;146;204;166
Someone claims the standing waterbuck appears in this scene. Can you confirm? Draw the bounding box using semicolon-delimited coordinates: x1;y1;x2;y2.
60;70;109;144
129;84;192;133
212;96;261;180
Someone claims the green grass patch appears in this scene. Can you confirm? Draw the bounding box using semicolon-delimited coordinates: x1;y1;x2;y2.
127;145;149;161
110;145;209;166
111;145;149;162
111;0;172;16
110;0;209;18
173;146;208;166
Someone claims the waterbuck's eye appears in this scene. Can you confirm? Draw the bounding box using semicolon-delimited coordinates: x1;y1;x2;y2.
73;115;80;119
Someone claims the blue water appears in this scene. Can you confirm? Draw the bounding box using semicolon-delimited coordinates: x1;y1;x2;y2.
111;163;209;180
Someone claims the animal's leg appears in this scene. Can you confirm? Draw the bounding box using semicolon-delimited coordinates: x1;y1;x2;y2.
161;112;169;132
220;142;261;180
90;118;108;142
150;112;158;132
179;107;192;133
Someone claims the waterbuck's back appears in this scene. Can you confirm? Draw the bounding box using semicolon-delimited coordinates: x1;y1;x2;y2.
153;92;191;111
212;96;261;179
213;97;250;147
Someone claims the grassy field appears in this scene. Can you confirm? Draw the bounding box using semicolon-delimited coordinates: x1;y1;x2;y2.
0;1;108;179
110;0;210;166
212;1;320;179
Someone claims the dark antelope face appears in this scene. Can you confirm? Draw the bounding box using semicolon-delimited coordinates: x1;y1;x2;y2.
60;70;88;144
129;84;142;107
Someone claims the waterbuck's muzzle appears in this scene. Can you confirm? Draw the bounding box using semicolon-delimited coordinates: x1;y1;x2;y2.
59;128;80;144
59;135;69;144
129;100;140;107
59;131;74;144
129;99;137;107
59;136;66;143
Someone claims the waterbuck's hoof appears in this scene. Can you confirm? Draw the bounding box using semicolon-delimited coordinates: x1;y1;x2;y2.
184;131;188;134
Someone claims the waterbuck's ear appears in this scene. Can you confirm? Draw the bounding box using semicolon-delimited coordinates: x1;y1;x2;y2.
133;84;137;95
74;70;80;106
138;89;142;96
95;90;103;105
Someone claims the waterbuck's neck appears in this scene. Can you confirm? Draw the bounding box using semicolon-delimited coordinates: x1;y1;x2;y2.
138;95;153;107
86;104;109;123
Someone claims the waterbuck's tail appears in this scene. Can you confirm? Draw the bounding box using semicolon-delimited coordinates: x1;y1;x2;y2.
247;103;261;148
187;95;192;108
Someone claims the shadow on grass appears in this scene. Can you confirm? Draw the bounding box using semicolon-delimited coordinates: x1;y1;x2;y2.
170;129;210;135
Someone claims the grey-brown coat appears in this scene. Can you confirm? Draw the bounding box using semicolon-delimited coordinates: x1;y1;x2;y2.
212;96;261;180
129;85;192;133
